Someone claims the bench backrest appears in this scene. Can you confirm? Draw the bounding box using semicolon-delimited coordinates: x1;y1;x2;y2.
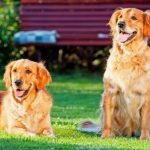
21;0;150;46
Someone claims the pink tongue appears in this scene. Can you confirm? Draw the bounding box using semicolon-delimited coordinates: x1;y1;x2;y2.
119;33;130;43
15;90;25;97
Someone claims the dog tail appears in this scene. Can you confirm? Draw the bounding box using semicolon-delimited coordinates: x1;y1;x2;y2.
77;120;100;133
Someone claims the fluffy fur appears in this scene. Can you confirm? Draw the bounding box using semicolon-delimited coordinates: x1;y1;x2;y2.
0;59;54;137
102;8;150;140
78;8;150;140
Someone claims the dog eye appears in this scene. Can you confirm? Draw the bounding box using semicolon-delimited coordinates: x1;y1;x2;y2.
131;16;137;20
13;69;17;72
119;15;122;18
25;69;32;74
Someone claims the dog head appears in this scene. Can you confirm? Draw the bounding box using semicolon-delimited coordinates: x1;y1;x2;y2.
108;8;150;45
3;59;52;102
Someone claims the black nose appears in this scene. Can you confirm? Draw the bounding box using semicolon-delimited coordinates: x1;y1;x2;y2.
118;21;125;28
14;80;22;86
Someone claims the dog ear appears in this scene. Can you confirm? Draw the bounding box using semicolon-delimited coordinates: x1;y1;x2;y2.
36;63;52;90
108;9;121;35
143;11;150;36
3;61;15;88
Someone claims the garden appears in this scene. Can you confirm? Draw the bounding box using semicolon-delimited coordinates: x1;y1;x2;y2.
0;0;150;150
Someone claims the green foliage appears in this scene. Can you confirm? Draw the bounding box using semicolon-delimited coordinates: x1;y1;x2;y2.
56;46;110;73
0;1;21;69
31;46;110;73
0;73;150;149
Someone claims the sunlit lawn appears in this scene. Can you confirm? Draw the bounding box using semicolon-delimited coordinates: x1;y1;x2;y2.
0;73;150;150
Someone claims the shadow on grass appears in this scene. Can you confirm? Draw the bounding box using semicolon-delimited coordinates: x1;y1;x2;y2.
0;137;133;150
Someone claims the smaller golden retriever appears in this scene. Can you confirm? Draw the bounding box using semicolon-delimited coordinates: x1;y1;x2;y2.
0;59;54;137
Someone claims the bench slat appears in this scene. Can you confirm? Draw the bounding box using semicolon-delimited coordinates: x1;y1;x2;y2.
21;11;112;16
57;40;111;46
21;26;109;33
17;40;112;46
21;4;150;10
60;33;110;39
21;17;109;22
21;0;150;4
21;22;108;28
22;15;109;19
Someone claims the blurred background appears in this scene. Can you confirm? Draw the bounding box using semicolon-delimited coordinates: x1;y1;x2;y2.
0;0;149;74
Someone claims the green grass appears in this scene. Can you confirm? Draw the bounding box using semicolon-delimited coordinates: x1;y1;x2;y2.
0;73;150;150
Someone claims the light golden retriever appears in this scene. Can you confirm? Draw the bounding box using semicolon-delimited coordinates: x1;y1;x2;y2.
78;8;150;140
102;8;150;140
0;59;54;137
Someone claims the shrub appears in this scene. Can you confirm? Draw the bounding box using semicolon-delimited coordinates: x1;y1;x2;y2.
0;1;21;70
26;46;110;73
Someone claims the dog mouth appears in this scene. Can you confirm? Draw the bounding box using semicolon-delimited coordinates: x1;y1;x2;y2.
14;85;31;98
118;30;137;43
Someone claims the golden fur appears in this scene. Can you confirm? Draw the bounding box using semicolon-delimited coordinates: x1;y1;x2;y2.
101;8;150;140
0;59;54;137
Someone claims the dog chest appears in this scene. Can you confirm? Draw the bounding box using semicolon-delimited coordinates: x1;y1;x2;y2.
22;111;45;132
104;52;150;94
9;95;51;133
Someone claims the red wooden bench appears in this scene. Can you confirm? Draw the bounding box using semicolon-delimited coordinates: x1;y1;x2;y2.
20;0;150;46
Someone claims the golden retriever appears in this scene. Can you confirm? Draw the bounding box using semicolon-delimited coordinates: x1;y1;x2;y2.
78;8;150;140
101;8;150;140
0;59;54;137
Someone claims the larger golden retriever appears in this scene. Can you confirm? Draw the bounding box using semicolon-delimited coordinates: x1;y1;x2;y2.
0;59;54;137
102;8;150;140
78;8;150;140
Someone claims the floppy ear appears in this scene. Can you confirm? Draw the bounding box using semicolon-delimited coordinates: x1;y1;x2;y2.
3;61;15;88
36;63;52;90
108;9;121;35
143;11;150;36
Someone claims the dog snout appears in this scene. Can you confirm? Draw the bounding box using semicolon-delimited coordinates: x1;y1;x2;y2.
118;21;125;29
14;79;22;87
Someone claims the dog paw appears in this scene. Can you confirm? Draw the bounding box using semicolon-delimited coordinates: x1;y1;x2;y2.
140;130;150;140
101;129;111;138
26;132;36;137
47;133;55;138
140;134;150;140
42;129;55;138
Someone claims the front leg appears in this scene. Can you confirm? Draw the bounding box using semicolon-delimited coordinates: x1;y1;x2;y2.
38;114;54;137
101;79;119;138
101;91;115;138
140;98;150;140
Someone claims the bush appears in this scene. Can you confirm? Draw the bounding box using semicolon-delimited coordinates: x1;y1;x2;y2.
25;46;110;73
55;46;110;73
0;1;21;70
